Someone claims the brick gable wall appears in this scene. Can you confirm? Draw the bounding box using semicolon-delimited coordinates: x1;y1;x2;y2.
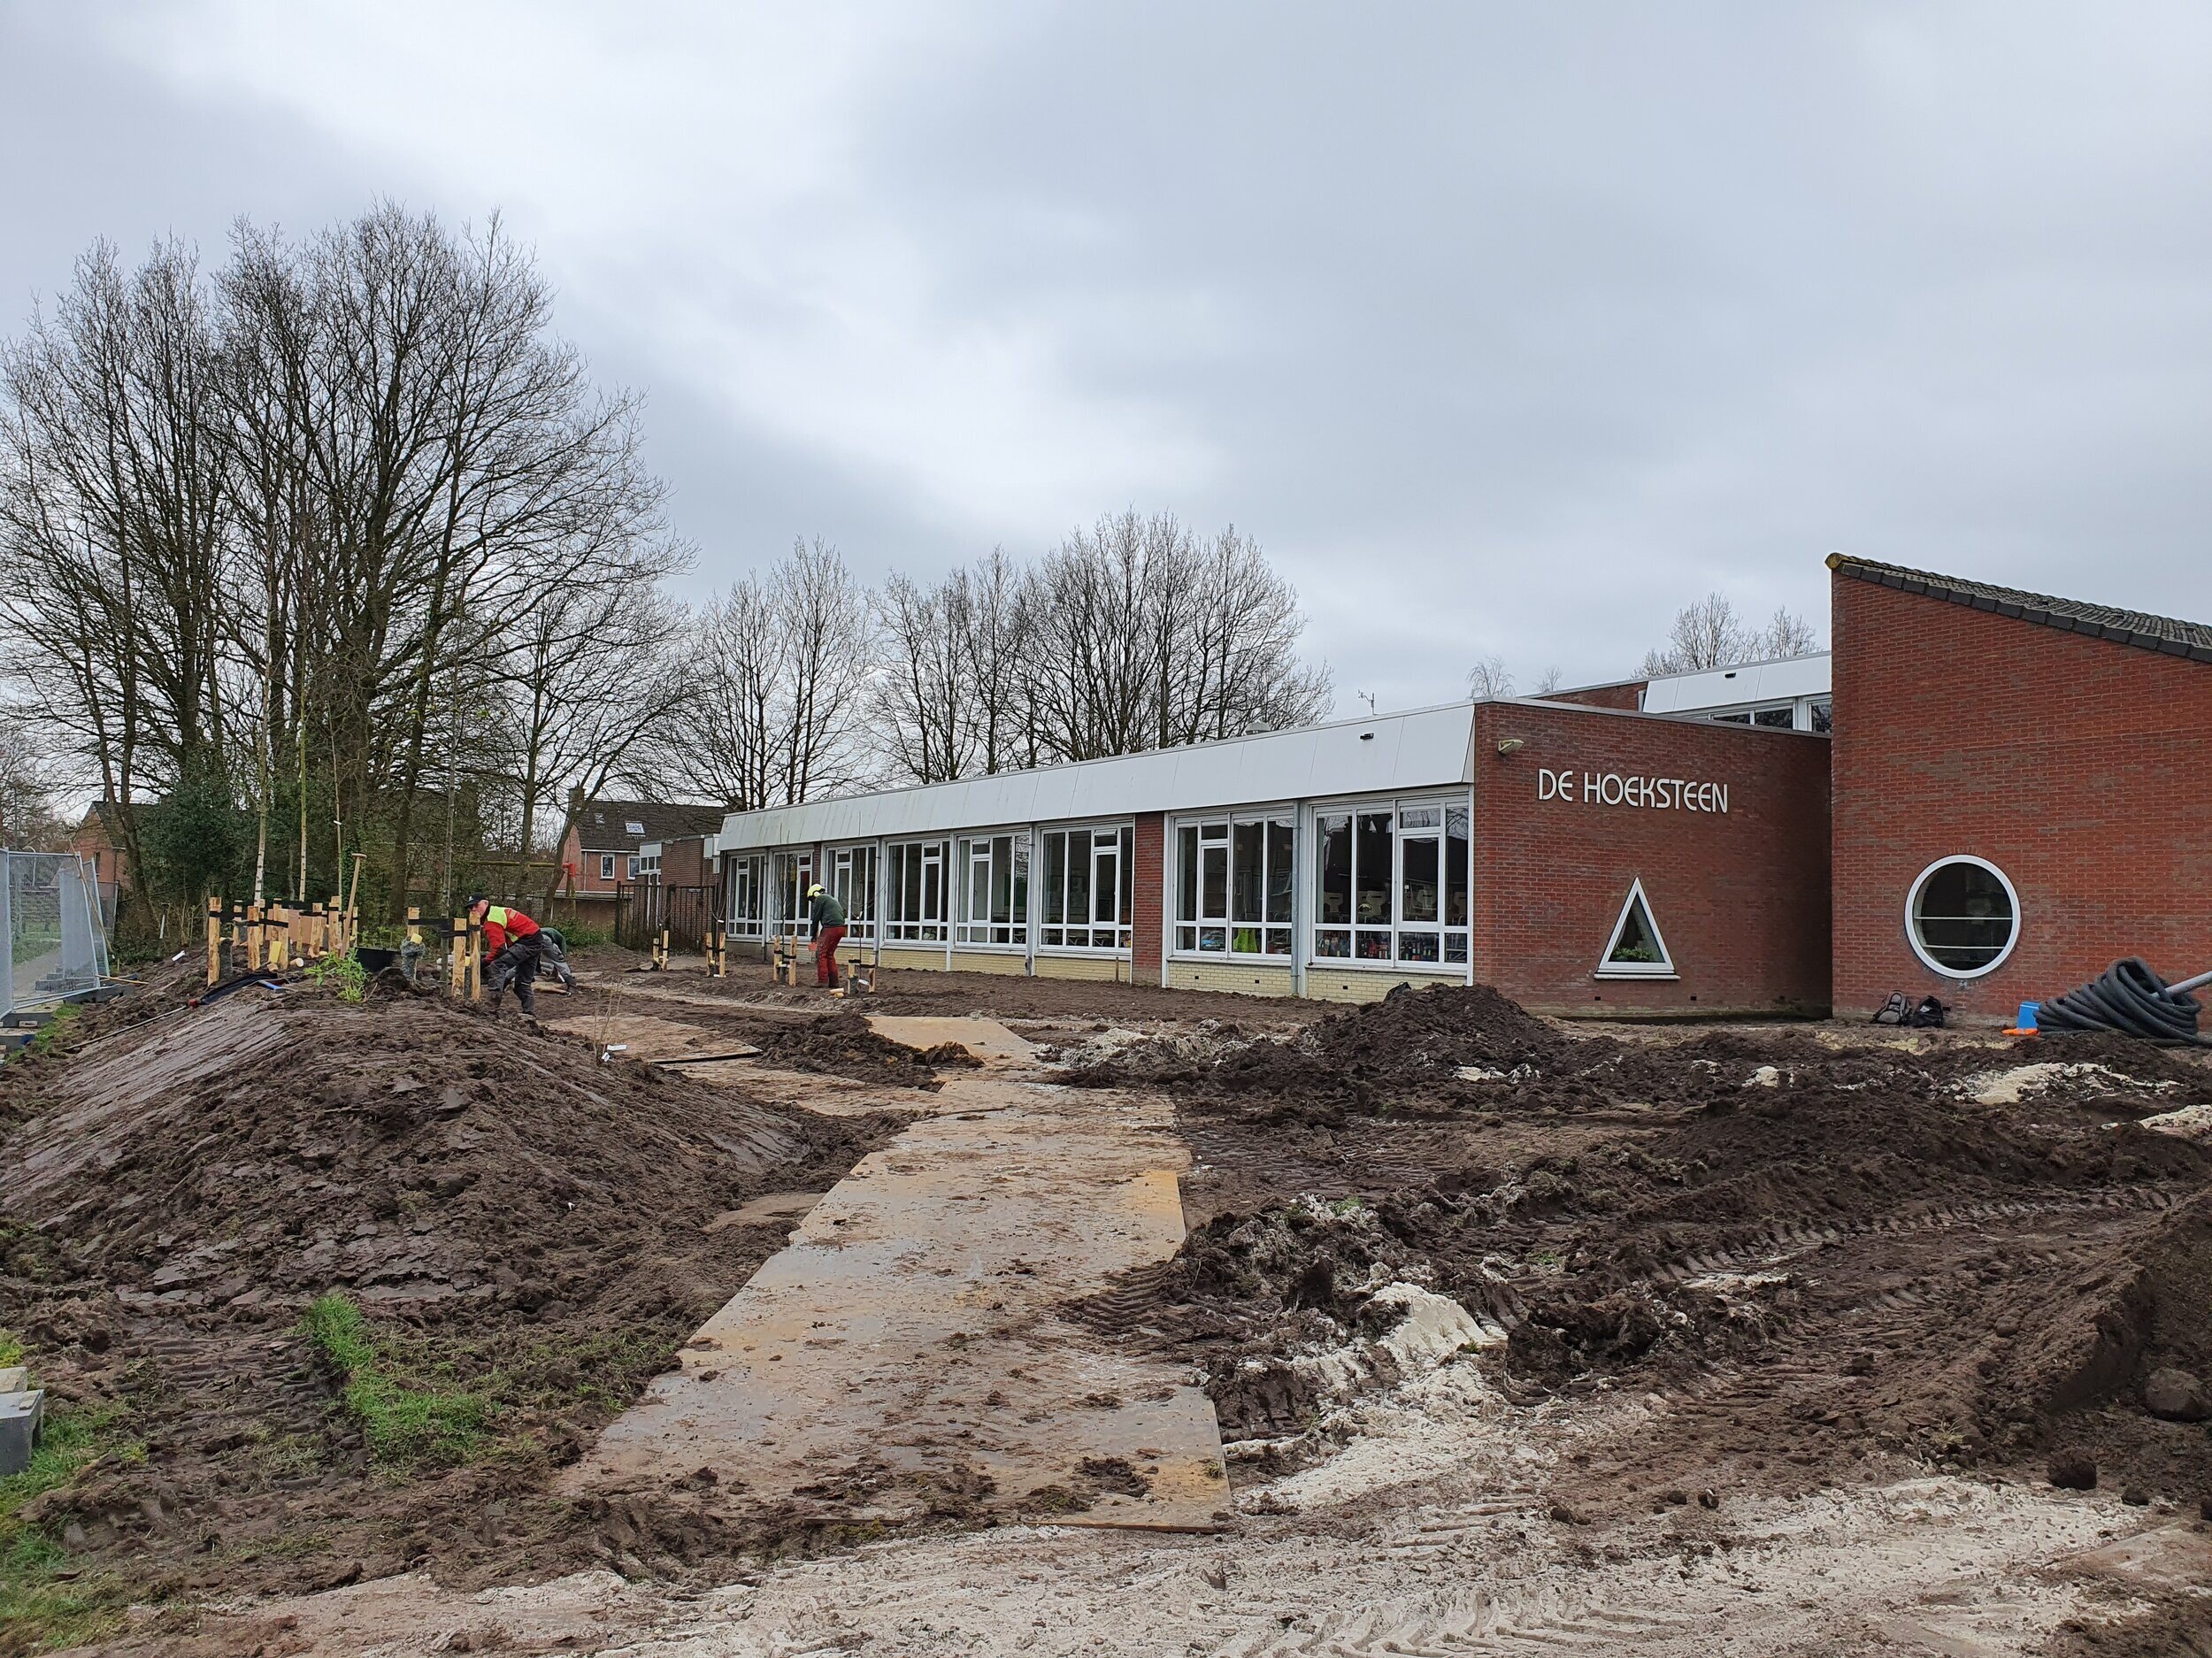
1471;702;1832;1017
1831;573;2212;1021
1541;681;1646;712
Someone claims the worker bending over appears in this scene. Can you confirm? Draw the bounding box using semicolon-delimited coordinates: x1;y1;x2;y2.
807;882;847;987
537;925;579;989
469;895;543;1017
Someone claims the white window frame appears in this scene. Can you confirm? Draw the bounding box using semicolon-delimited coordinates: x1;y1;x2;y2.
1037;824;1134;954
1906;855;2021;979
956;831;1028;949
826;843;879;940
883;839;949;943
772;849;815;934
727;854;765;937
1594;877;1677;979
1308;797;1470;969
599;854;615;881
1172;812;1295;960
627;855;640;879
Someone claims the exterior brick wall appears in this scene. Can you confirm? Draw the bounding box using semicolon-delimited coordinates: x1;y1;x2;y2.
657;836;708;886
1471;702;1832;1017
1167;961;1295;997
1305;966;1467;1004
1133;812;1165;981
1542;680;1647;712
1033;953;1137;982
1831;573;2212;1022
947;948;1027;976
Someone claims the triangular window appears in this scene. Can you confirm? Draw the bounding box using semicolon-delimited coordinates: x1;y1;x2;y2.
1596;879;1675;978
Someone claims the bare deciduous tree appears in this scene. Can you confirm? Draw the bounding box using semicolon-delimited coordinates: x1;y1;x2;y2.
1466;656;1515;698
650;538;874;810
1;208;685;923
1640;593;1823;677
1021;510;1330;764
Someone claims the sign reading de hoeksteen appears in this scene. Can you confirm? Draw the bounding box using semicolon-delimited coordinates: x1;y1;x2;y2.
1537;768;1729;813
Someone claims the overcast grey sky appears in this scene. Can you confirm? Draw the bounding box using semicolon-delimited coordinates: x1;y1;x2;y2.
5;2;2208;712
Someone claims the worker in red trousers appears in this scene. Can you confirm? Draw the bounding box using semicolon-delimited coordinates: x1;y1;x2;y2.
467;895;543;1017
807;883;847;988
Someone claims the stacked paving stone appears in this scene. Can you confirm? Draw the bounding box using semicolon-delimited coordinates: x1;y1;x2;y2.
0;1364;44;1476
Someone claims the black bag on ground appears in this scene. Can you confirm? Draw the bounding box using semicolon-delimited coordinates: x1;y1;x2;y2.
1908;995;1947;1029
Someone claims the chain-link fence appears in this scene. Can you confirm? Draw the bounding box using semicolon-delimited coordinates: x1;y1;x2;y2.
2;851;109;1020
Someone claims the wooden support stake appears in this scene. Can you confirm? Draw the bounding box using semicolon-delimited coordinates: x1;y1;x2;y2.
405;906;420;947
344;854;365;952
449;917;467;995
467;923;483;1002
205;896;221;986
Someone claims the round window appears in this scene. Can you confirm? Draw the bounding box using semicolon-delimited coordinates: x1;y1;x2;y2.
1906;856;2020;979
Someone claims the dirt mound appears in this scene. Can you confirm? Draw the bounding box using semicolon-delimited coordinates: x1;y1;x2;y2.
1079;997;2212;1507
1080;980;2212;1131
735;1011;964;1088
1072;983;1569;1117
0;979;897;1613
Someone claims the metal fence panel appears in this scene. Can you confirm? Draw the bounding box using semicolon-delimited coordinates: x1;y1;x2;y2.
3;851;109;1019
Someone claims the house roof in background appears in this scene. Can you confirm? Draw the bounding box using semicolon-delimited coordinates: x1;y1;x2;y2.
573;800;726;854
1830;554;2212;664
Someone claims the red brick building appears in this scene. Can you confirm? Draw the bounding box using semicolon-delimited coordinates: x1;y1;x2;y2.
557;799;725;899
699;556;2208;1025
1828;555;2212;1022
709;696;1832;1013
1471;699;1832;1017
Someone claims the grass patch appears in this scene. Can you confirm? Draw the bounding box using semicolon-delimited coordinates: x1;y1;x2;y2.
303;1293;492;1466
303;951;367;1004
302;1297;689;1475
19;1007;80;1060
0;1393;142;1654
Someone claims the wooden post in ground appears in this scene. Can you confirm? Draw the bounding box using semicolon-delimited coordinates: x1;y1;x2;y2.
344;854;365;953
205;897;221;986
449;917;466;995
466;922;483;1002
405;906;420;947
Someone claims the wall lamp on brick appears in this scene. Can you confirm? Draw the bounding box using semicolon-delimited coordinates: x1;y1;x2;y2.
1495;738;1525;756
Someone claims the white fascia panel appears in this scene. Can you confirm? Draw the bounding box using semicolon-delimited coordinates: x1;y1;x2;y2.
715;704;1479;852
1642;653;1832;714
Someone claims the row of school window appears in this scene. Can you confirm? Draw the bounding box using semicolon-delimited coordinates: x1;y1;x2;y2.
720;800;1471;967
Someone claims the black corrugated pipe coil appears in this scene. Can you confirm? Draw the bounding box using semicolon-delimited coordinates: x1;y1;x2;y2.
2035;957;2208;1046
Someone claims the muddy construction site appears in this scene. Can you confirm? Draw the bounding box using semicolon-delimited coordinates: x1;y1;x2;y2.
3;956;2208;1656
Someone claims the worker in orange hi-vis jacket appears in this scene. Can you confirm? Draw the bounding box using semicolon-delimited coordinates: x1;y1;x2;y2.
467;895;543;1017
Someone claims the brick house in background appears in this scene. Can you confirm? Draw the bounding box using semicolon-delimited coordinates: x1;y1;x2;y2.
71;802;127;920
556;799;726;901
638;833;717;888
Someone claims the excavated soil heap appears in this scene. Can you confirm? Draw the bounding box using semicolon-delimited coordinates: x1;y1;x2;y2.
735;1010;978;1088
0;965;899;1608
1068;983;2212;1508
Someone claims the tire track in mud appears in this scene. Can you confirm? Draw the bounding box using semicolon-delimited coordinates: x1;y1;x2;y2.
1220;1587;1717;1656
1547;1192;2182;1499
